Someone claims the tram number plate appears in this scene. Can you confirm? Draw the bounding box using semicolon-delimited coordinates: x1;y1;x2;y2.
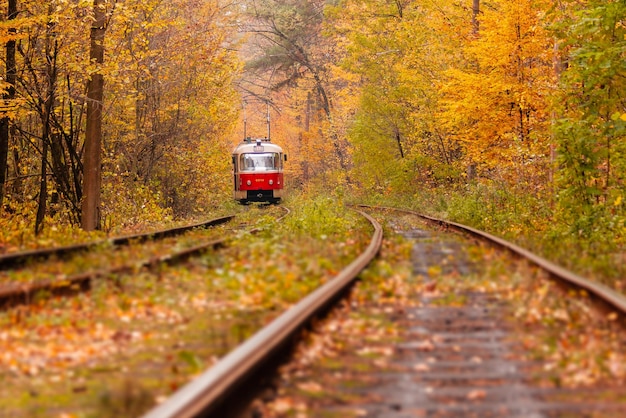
253;145;264;152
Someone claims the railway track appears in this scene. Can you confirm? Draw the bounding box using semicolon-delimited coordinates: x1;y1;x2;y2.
0;215;235;270
0;206;293;310
362;205;626;316
141;205;626;417
3;203;625;416
0;214;239;309
142;209;383;418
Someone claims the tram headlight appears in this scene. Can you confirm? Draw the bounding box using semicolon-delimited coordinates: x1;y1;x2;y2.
269;179;274;185
246;180;252;186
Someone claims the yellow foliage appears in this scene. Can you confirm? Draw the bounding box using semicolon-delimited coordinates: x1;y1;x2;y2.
439;0;554;183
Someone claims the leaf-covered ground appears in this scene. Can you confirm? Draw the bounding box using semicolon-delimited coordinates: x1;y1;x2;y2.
0;198;370;417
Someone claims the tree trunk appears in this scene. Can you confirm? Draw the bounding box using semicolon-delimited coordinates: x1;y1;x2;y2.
395;129;405;159
35;142;48;235
0;0;17;207
472;0;480;35
82;0;106;231
467;0;480;180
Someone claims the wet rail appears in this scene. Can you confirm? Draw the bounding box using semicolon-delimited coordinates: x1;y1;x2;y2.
331;205;626;417
141;209;383;418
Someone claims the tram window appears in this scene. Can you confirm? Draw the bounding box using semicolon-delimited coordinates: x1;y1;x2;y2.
240;153;280;171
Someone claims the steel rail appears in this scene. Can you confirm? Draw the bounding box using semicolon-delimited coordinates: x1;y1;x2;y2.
275;205;290;222
0;209;288;309
0;236;229;309
0;215;235;308
141;209;383;418
360;205;626;315
0;215;235;270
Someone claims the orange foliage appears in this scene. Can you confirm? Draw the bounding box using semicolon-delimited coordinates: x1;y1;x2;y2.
439;0;555;185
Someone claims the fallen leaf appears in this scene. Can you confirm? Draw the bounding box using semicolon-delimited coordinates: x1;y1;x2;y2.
297;381;322;393
467;389;486;400
413;363;430;372
271;397;295;413
415;339;435;352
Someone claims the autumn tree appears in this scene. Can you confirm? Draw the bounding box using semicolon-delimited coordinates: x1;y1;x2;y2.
439;0;554;188
102;0;240;221
0;0;241;235
552;0;626;235
10;1;94;231
239;0;348;182
325;0;464;193
0;0;16;207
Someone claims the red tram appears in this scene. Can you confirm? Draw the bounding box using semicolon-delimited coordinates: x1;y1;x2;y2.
232;138;286;204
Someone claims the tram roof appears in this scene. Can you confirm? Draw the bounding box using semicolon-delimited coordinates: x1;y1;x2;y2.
233;138;283;154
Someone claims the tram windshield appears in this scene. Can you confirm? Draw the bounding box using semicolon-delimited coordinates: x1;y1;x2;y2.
240;152;280;172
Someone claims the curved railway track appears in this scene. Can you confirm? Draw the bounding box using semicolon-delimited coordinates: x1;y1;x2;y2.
141;205;626;417
0;204;296;418
359;205;626;316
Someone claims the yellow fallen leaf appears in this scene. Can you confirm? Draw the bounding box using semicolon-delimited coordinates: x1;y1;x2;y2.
272;397;295;413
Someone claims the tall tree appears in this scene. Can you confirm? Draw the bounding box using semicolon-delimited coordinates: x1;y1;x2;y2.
552;0;626;232
35;4;59;234
472;0;480;34
0;0;16;208
81;0;107;231
440;0;553;186
14;0;88;227
240;0;348;170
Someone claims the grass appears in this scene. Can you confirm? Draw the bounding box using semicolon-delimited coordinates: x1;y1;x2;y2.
0;194;371;417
